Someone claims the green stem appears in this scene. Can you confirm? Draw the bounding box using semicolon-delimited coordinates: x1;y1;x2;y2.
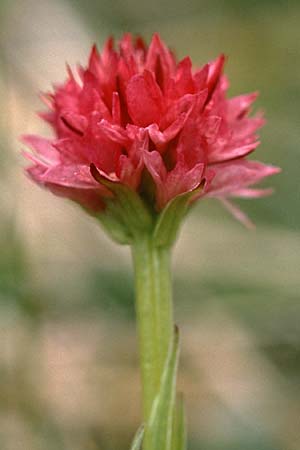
131;235;173;422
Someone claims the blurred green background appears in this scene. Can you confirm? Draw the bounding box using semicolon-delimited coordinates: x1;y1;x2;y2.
0;0;299;449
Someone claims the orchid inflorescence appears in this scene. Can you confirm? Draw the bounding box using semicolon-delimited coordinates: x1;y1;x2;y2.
23;33;279;239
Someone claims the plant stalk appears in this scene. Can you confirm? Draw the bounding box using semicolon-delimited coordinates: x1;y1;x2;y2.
131;235;173;422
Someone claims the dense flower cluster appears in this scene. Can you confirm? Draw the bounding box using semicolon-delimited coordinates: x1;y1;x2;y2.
23;33;280;223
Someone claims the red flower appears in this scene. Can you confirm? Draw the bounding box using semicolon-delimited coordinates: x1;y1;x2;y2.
23;33;280;225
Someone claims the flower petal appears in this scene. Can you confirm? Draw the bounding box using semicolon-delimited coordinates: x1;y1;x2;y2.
144;150;205;209
48;184;105;213
206;54;225;102
220;198;255;229
229;187;274;198
207;160;281;198
208;141;260;164
98;119;130;146
117;129;147;188
126;70;163;126
175;57;195;96
143;150;167;193
21;135;60;164
39;164;99;189
145;33;176;90
147;113;187;148
227;92;258;121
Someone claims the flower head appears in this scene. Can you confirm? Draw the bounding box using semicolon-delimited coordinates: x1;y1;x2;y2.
23;33;280;236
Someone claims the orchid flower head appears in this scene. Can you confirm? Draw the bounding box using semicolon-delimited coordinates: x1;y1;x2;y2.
23;33;280;241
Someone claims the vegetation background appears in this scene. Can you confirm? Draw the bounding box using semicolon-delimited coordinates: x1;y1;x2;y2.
0;0;299;449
